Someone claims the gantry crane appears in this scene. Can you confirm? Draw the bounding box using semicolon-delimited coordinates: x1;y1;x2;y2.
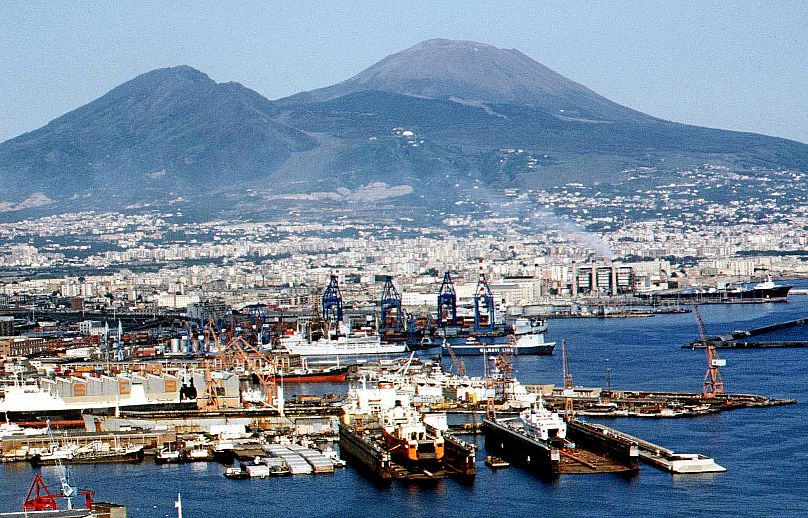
692;305;725;398
437;271;458;328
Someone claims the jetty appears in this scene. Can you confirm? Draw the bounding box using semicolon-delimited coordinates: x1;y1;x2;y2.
687;315;808;348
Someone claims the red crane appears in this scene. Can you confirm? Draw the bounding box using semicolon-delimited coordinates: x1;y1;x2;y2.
693;305;725;398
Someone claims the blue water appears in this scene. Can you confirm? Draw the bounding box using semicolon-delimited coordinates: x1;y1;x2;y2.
3;291;808;517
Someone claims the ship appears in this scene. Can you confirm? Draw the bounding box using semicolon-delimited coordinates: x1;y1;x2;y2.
280;322;407;358
278;365;350;383
380;398;444;466
0;373;197;423
29;441;145;466
338;380;475;480
637;276;791;304
444;318;555;355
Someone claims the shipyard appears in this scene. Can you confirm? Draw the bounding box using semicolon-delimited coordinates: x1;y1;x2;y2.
0;267;802;516
3;6;808;515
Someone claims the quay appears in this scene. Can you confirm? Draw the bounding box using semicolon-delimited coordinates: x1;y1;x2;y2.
685;341;808;349
1;430;174;463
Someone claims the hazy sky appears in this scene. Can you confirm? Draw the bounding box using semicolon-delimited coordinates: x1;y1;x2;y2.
1;1;807;143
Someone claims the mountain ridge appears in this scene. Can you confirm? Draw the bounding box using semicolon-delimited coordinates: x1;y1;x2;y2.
0;40;806;215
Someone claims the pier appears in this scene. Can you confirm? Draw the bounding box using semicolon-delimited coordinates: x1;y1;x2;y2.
687;315;808;348
586;422;726;474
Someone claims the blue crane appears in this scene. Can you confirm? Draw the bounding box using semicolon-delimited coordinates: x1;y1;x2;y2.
322;274;344;323
437;271;457;328
379;276;405;333
474;271;496;332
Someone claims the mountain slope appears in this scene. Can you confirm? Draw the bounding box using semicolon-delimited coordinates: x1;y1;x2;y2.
281;39;651;123
0;66;314;201
1;41;807;216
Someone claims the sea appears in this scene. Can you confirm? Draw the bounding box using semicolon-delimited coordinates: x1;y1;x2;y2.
2;284;807;517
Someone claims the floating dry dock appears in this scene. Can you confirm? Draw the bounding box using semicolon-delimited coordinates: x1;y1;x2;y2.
585;422;726;474
338;421;475;481
483;417;639;478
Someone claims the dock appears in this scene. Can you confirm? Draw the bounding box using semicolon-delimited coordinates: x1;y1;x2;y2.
688;315;808;348
338;421;475;481
586;422;726;474
482;417;638;479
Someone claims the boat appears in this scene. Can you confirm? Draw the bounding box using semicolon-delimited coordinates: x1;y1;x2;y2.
0;415;47;438
380;398;444;465
223;466;249;480
281;322;407;358
637;276;791;304
519;397;567;443
186;445;212;461
155;445;183;464
485;455;509;468
213;440;237;464
29;441;144;466
443;318;554;355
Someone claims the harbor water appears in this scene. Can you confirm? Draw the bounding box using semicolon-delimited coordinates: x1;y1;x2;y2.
2;289;807;516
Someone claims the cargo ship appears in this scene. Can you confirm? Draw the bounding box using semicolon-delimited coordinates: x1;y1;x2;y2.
638;276;791;304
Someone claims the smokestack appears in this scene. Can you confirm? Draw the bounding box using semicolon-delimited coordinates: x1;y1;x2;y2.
611;260;618;297
571;261;578;297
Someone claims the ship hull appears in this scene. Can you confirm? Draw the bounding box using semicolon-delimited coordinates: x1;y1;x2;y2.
30;448;145;467
280;366;349;383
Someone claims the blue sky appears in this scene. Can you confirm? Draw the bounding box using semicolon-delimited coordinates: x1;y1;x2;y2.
1;1;806;143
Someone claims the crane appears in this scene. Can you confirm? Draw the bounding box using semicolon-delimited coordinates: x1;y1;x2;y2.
437;271;458;328
207;322;277;407
692;305;725;398
474;266;496;333
561;339;574;421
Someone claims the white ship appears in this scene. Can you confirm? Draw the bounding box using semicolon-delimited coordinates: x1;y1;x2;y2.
0;373;192;421
281;322;406;358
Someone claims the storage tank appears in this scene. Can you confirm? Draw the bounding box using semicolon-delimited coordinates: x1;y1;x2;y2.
170;338;181;354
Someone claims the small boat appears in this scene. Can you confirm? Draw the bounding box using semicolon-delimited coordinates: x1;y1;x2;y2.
223;466;249;480
485;455;509;469
186;446;212;461
155;445;183;464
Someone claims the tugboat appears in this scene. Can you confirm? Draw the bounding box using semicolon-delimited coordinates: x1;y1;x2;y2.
155;444;183;464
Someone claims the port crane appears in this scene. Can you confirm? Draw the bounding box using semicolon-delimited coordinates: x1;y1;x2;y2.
379;276;405;334
206;322;278;407
322;273;344;323
437;271;458;328
692;305;725;398
474;267;496;333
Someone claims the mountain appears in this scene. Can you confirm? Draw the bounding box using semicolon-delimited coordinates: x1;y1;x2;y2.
282;38;649;123
1;40;807;216
0;65;314;202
